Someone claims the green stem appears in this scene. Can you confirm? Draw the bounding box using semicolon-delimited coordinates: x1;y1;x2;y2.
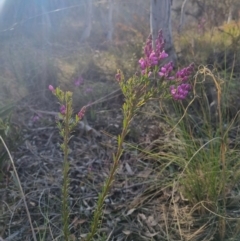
86;113;132;241
62;104;70;241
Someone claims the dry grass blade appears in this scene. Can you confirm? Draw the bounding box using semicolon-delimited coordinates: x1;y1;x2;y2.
0;136;37;241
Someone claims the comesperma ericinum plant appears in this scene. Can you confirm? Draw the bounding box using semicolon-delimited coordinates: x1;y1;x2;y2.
86;30;194;241
49;30;194;241
49;85;86;241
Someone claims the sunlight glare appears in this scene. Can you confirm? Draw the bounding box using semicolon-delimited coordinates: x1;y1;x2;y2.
0;0;6;13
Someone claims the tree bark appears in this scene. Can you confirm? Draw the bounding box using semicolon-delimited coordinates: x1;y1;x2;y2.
178;0;189;33
81;0;93;41
150;0;177;63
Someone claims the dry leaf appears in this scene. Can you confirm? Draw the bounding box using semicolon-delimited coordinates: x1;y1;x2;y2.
126;208;136;216
125;163;134;175
80;233;88;238
122;230;132;235
69;234;76;241
30;201;36;206
138;213;147;220
173;193;180;203
117;163;124;173
145;231;159;237
147;216;157;226
137;169;152;178
78;121;101;137
71;216;87;229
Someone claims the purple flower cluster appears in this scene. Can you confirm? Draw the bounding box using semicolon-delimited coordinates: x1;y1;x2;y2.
115;30;195;101
48;85;86;119
169;63;194;100
60;105;66;115
159;62;174;79
170;64;194;100
138;32;194;100
139;30;168;74
170;83;192;100
78;106;86;119
175;63;194;82
74;76;84;87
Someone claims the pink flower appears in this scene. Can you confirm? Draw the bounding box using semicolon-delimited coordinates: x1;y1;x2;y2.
31;115;40;122
144;35;153;57
60;105;66;115
74;77;84;87
158;61;174;78
159;51;168;59
78;106;86;119
49;85;55;92
139;58;147;70
175;63;194;82
170;86;177;95
170;83;192;100
149;51;158;66
141;70;146;75
115;73;121;82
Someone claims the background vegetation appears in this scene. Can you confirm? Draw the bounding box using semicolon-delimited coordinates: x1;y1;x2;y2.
0;0;240;240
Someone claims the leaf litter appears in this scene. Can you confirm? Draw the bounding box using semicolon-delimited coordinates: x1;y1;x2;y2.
1;96;240;241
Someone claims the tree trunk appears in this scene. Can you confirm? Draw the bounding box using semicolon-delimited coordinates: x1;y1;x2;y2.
81;0;93;41
178;0;189;33
107;0;114;41
150;0;177;63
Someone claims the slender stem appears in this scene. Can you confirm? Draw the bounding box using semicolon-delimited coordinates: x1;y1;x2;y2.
0;136;37;241
86;113;132;241
62;104;70;241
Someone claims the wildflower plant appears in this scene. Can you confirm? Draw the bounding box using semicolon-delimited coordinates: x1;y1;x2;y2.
49;85;86;241
49;31;194;241
86;31;195;240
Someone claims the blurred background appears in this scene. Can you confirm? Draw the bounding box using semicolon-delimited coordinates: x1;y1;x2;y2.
0;0;239;106
0;1;240;240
